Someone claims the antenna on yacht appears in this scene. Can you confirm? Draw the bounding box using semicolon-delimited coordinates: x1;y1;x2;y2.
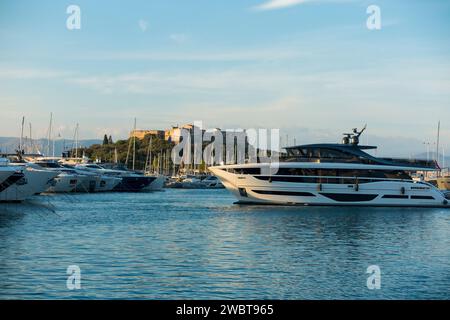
342;124;367;145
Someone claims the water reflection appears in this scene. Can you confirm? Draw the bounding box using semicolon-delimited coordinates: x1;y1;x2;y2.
0;190;449;299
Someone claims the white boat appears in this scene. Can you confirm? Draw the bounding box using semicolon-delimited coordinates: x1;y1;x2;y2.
181;176;204;189
60;165;121;193
181;175;224;189
166;174;223;189
60;166;101;193
96;174;122;192
0;159;25;196
32;160;79;193
209;127;450;208
142;173;166;191
46;172;78;193
200;175;224;189
33;159;122;193
0;164;59;202
0;159;19;185
75;164;154;192
0;166;16;184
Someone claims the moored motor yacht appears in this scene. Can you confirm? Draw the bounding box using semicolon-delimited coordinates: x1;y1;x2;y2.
209;127;450;208
59;164;101;192
0;162;59;202
33;159;122;193
0;162;18;185
75;164;153;192
60;164;122;192
46;172;78;193
200;175;224;189
0;159;26;197
142;173;166;191
32;160;79;193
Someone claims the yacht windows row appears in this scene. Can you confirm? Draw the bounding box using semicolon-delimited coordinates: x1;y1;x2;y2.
224;168;412;180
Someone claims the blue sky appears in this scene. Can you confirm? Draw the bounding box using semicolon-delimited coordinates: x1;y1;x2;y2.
1;0;449;156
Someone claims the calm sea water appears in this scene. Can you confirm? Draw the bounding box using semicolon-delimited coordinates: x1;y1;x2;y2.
0;189;449;300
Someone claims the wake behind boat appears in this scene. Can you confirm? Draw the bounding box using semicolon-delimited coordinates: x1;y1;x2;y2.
209;127;450;208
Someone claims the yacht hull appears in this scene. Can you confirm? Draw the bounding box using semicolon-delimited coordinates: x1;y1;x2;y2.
0;169;58;202
142;175;166;191
74;175;99;193
113;176;154;192
96;176;122;192
46;174;78;193
0;170;15;185
210;167;450;208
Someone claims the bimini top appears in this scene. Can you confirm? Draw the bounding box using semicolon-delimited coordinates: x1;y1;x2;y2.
283;143;439;170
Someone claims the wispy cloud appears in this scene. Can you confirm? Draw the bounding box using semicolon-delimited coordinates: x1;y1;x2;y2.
67;70;300;95
0;67;70;80
138;19;149;32
254;0;311;11
169;33;190;44
75;47;303;62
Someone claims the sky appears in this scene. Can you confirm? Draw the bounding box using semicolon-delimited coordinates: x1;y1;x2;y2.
0;0;449;156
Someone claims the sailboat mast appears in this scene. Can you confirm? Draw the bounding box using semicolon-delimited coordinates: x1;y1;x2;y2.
52;120;56;157
144;136;152;173
443;147;445;169
75;123;79;159
132;118;136;171
149;137;152;173
19;116;25;153
47;113;53;156
29;123;33;154
436;121;440;163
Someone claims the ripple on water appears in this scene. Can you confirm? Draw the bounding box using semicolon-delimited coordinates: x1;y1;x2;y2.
0;189;449;299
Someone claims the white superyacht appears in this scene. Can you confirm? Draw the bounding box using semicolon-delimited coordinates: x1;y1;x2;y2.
209;128;450;208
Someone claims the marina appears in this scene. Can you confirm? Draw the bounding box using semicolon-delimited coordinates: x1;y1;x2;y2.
0;125;449;299
1;0;450;304
2;126;448;207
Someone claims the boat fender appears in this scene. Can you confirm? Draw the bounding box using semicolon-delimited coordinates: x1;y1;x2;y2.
444;199;448;205
317;184;322;191
355;180;359;192
400;187;406;195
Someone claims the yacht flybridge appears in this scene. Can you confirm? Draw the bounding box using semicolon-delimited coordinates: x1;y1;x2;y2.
209;127;450;208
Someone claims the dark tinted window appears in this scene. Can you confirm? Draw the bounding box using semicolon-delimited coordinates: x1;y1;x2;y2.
228;168;260;175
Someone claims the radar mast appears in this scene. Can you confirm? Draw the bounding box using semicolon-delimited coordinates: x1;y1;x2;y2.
342;125;367;145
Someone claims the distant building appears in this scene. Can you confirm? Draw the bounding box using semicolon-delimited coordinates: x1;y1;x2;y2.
165;124;201;143
130;130;165;140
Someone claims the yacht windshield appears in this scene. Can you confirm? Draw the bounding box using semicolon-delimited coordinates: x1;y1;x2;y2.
36;162;61;168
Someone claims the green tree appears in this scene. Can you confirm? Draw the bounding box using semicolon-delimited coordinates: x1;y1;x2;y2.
102;134;109;145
